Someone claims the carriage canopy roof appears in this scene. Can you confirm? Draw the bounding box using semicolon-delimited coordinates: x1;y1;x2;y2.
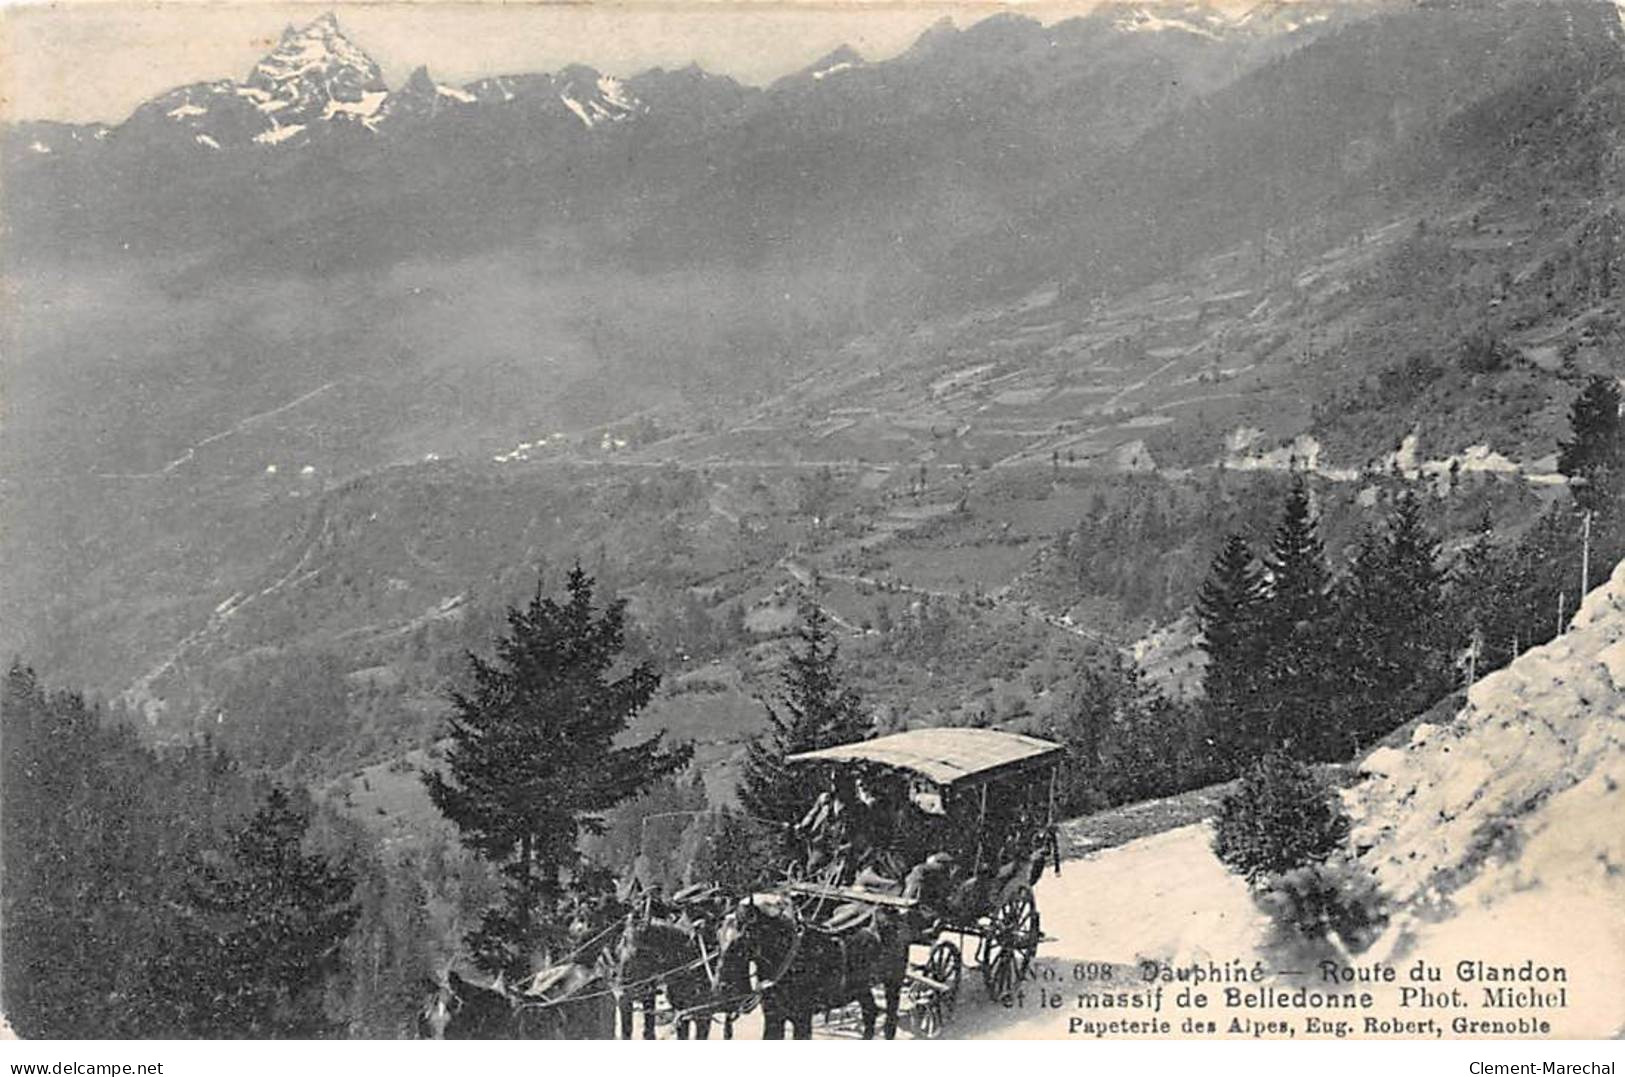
785;727;1063;788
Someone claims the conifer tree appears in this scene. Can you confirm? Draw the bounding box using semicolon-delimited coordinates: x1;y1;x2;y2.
1448;508;1503;667
168;787;360;1038
738;603;868;829
0;663;88;1037
1264;477;1330;629
1379;492;1451;672
424;566;691;974
1194;534;1268;762
1256;477;1333;757
1;665;405;1037
682;808;777;894
1335;494;1451;754
1094;661;1210;804
1558;375;1623;518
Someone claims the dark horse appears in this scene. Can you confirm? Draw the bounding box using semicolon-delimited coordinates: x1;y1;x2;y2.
416;971;517;1039
515;963;618;1039
417;966;615;1040
613;916;734;1039
718;893;908;1040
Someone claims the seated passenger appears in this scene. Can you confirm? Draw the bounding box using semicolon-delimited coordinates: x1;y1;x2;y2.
902;851;957;932
796;773;853;878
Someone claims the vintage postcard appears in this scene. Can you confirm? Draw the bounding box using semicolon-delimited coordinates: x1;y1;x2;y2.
1;0;1622;1051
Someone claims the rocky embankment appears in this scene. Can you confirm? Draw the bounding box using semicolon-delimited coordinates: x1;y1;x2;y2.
1347;558;1625;1036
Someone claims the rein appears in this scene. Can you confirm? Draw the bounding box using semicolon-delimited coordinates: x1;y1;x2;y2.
756;903;806;992
515;917;717;1013
672;900;801;1026
512;949;715;1013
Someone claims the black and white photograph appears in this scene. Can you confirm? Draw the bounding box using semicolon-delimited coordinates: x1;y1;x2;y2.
1;0;1623;1051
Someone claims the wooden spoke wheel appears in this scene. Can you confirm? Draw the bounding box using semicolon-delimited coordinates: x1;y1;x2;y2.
980;888;1040;1004
909;940;962;1039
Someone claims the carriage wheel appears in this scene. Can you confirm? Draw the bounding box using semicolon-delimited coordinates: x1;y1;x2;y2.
910;941;962;1039
980;889;1039;1003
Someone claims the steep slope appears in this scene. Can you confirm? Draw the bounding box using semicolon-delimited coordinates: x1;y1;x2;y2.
940;0;1625;306
971;560;1625;1041
1346;556;1625;1036
617;8;1323;276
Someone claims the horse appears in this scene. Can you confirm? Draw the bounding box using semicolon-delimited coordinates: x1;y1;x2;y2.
560;891;633;971
717;893;908;1040
416;971;516;1039
514;962;618;1039
612;915;734;1040
418;965;617;1040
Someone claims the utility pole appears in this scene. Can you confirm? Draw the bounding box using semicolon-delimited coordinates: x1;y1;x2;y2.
1557;591;1567;636
1581;510;1594;598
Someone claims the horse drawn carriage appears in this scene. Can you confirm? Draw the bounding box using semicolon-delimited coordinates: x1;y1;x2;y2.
420;726;1064;1040
722;726;1063;1038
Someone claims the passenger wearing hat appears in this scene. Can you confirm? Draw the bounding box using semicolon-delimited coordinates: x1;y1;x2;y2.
902;851;957;936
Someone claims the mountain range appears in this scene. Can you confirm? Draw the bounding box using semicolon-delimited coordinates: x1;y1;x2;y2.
10;4;1344;151
5;3;1371;266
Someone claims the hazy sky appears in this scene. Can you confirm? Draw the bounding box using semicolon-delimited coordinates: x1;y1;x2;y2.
0;0;1143;123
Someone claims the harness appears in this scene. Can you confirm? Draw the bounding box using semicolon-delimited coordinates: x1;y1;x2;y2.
517;915;721;1017
673;900;800;1026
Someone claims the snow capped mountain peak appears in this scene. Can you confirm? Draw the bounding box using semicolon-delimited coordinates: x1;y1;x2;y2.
808;45;864;80
1106;2;1230;39
117;13;392;148
1231;0;1338;35
253;13;379;85
245;12;386;127
769;45;867;91
1089;0;1342;41
596;74;635;111
556;65;644;128
769;44;867;87
373;65;479;124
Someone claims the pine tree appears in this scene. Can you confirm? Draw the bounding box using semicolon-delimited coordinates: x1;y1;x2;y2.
1448;509;1503;668
424;566;690;975
682;808;777;894
1380;493;1452;692
1050;655;1219;811
737;603;868;829
1469;505;1597;667
1558;375;1623;518
1;665;227;1038
1256;477;1333;758
0;663;88;1037
1047;661;1123;814
1095;661;1210;804
0;665;409;1037
1194;534;1268;763
1334;494;1452;754
168;787;359;1037
1264;477;1330;628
